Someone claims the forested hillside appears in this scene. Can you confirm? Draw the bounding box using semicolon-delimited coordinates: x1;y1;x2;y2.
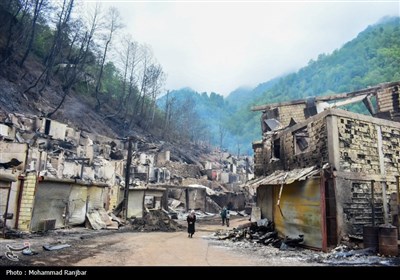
0;1;398;156
163;16;400;154
0;0;201;148
236;16;400;149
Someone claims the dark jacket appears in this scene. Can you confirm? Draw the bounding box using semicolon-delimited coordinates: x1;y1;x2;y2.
187;214;196;234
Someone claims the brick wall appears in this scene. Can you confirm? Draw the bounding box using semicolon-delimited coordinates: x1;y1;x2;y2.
253;140;272;176
108;184;119;211
17;173;37;231
278;104;307;126
376;85;399;112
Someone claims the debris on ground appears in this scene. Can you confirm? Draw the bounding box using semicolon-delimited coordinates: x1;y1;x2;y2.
22;248;38;256
208;219;400;266
130;210;183;232
43;244;72;251
210;218;304;250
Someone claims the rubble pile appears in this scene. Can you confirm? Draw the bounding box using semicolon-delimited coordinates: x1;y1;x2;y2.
130;210;184;232
163;161;202;179
213;219;304;250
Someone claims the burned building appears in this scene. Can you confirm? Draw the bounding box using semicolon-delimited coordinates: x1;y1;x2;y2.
252;81;400;251
0;113;176;233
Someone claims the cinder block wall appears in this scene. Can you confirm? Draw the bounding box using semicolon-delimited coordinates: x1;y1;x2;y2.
337;116;400;174
336;178;397;237
17;173;37;231
338;118;381;173
336;116;400;237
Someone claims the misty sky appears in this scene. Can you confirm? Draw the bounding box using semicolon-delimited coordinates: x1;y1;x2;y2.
83;1;400;96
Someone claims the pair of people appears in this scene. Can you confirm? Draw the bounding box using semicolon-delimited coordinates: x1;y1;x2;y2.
220;207;230;227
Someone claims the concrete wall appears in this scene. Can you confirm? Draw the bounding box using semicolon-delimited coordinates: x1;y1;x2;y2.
187;188;206;211
30;181;72;231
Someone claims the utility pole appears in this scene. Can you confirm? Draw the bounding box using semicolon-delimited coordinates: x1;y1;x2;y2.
123;137;133;220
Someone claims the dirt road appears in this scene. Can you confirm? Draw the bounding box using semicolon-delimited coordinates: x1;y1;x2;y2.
72;217;315;266
74;231;263;266
1;216;316;266
1;216;397;267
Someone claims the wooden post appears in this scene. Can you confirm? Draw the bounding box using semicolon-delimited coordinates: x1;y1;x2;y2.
2;186;11;238
123;138;133;220
396;176;400;237
371;180;375;227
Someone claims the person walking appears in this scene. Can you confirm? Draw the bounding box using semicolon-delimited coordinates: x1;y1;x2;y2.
186;210;196;238
220;207;227;226
226;209;230;227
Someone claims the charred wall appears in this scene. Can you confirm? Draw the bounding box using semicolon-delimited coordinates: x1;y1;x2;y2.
335;178;397;237
254;111;329;177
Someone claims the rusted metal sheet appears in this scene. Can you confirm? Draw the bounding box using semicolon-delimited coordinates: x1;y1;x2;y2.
378;226;398;256
363;225;379;251
256;166;319;186
272;177;322;249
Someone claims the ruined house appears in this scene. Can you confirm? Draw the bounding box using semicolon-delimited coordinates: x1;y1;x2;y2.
252;81;400;251
0;113;175;232
120;186;166;219
162;185;207;212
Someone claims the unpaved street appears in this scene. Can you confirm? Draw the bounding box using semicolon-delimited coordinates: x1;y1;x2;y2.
1;217;316;266
2;217;396;267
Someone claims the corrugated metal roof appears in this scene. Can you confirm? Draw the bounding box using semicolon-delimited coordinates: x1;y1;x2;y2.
254;166;320;186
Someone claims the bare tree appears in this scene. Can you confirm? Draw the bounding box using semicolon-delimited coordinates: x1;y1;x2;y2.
104;34;141;120
47;2;102;117
19;0;48;67
134;44;152;119
146;63;166;128
93;6;123;111
24;0;75;95
162;90;174;139
0;0;31;65
218;122;227;151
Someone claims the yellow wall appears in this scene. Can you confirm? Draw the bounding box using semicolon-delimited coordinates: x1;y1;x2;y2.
17;173;37;231
273;177;323;249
